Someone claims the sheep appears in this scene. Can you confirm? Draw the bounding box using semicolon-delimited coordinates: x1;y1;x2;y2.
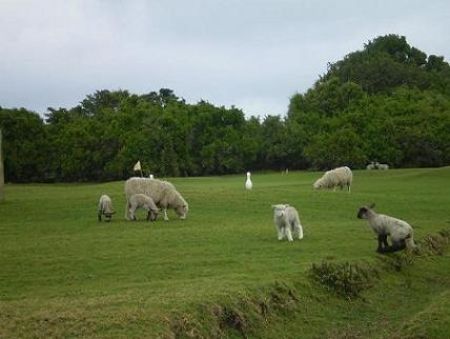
313;166;353;192
357;203;416;253
272;204;304;242
367;162;389;170
98;194;115;222
124;177;188;221
128;193;160;221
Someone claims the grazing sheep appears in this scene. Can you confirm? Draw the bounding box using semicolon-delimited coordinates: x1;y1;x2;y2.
272;204;304;242
128;193;160;221
366;162;376;170
313;166;353;192
98;194;115;222
367;162;389;170
124;177;188;221
357;203;416;253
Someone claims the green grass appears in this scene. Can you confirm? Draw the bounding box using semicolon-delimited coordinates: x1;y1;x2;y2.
0;168;449;338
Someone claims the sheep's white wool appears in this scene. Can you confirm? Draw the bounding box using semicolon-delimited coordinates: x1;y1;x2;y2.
98;194;115;222
358;204;416;252
124;177;188;221
128;193;159;221
272;204;303;242
313;166;353;192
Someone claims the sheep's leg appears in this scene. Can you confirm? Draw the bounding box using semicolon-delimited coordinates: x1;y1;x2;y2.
297;224;304;239
293;222;303;239
377;234;388;253
285;227;293;242
163;208;169;221
389;239;406;252
277;226;284;240
98;211;102;222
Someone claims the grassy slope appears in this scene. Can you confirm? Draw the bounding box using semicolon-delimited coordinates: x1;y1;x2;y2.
0;168;449;337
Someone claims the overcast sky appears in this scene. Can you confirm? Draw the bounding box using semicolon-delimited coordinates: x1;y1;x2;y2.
1;0;449;118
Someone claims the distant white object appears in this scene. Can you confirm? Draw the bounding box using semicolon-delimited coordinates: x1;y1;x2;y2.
133;161;142;172
149;174;154;179
272;204;303;241
245;171;253;190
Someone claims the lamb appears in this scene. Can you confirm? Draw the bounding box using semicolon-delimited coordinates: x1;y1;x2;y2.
272;204;304;242
357;203;416;253
313;166;353;192
377;163;389;170
128;193;160;221
124;177;188;221
98;194;115;222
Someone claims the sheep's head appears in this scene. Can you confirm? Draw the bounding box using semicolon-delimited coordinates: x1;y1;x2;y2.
147;208;159;221
272;204;288;218
103;211;115;222
175;204;189;219
313;178;323;190
357;203;375;219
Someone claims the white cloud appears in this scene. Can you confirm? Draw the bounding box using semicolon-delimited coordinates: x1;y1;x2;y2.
1;0;449;117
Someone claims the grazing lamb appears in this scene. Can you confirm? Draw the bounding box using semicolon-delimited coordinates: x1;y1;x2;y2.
272;204;304;242
377;163;389;170
98;194;115;222
357;203;416;253
366;162;376;170
313;166;353;192
128;193;160;221
124;177;188;221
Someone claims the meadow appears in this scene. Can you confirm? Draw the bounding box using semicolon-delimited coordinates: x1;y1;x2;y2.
0;167;449;338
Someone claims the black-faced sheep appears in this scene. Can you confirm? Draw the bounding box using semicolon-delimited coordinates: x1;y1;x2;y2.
98;194;115;222
313;166;353;192
272;204;304;241
128;193;160;221
124;177;188;221
357;203;416;253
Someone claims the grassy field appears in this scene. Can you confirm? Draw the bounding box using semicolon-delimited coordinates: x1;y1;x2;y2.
0;168;449;338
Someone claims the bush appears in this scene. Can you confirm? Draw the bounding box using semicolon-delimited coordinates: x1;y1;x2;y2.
309;261;379;299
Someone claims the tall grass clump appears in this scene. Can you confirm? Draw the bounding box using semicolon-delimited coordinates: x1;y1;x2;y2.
308;261;379;300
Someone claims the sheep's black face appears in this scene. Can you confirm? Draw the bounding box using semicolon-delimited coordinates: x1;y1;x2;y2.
147;210;158;221
357;207;368;219
104;213;113;222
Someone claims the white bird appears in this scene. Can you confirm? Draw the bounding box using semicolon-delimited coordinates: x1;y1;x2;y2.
245;171;253;190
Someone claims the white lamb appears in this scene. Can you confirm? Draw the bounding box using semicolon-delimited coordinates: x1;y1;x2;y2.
124;177;188;221
313;166;353;192
98;194;115;222
272;204;304;242
128;193;160;221
357;203;416;253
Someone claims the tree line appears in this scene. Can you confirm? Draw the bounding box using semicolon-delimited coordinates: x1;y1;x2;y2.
1;34;449;182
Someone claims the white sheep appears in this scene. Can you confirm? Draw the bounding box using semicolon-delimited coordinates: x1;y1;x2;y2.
272;204;304;241
124;177;188;221
313;166;353;192
128;193;160;221
378;163;389;170
98;194;115;222
357;203;416;253
366;162;376;170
